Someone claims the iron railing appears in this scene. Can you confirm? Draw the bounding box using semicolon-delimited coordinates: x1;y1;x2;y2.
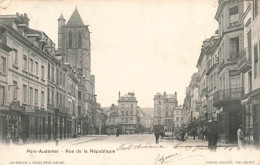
213;87;243;106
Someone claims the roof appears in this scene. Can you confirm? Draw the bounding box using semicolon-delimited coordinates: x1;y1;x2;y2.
66;8;84;26
58;13;65;20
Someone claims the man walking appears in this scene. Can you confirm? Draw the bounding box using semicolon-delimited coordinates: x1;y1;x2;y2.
237;125;244;150
155;130;160;144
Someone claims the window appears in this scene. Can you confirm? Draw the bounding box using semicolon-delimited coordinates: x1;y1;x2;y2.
0;56;6;74
30;87;33;105
23;55;27;70
51;88;54;105
230;37;239;59
69;31;72;48
13;81;18;100
35;89;38;106
56;69;59;84
230;71;241;88
13;50;17;65
78;31;82;48
29;58;33;73
60;71;62;85
41;91;44;107
253;0;259;19
63;73;65;86
48;63;50;80
126;111;128;116
47;88;50;104
78;91;81;99
248;30;252;61
35;61;38;76
56;92;59;106
130;111;133;115
121;111;124;115
41;65;45;80
176;117;179;121
51;66;54;81
23;85;27;103
229;6;239;24
254;44;259;78
78;106;81;116
63;95;65;106
0;86;5;105
158;101;161;105
131;104;133;108
72;102;75;115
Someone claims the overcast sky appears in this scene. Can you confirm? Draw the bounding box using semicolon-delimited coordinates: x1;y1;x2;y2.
1;0;218;108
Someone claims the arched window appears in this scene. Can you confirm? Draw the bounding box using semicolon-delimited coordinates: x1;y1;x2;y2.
78;31;82;48
69;31;72;48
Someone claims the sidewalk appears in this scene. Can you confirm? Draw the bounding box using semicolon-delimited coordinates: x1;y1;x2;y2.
170;137;255;149
20;135;108;147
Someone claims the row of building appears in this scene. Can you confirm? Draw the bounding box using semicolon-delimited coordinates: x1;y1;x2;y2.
182;0;260;146
0;8;107;144
105;92;153;134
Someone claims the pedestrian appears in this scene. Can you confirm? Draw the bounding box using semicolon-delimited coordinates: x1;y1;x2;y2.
155;130;160;144
185;132;188;141
116;128;120;137
237;125;245;150
181;130;185;142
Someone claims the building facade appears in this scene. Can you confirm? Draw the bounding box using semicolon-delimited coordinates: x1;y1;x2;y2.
118;92;138;134
153;92;178;132
0;9;98;144
239;0;260;147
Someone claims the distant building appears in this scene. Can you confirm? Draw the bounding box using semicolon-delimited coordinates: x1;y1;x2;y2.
173;105;184;132
118;92;138;134
153;92;178;132
106;104;119;135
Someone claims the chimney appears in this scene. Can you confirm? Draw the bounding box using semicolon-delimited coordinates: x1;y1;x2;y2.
119;91;120;98
175;92;177;99
164;91;166;95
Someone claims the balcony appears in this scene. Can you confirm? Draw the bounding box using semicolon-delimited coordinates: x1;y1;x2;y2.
213;88;243;108
237;48;251;73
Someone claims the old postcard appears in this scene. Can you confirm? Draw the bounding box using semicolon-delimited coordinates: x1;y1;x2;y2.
0;0;260;165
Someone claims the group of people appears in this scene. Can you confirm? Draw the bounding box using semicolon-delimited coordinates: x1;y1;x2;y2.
154;125;246;151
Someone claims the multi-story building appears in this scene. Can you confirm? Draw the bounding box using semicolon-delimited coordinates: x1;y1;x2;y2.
188;73;201;122
106;104;119;134
0;13;54;143
57;8;96;134
153;92;178;132
183;87;192;125
213;0;244;144
0;8;98;144
173;105;184;132
239;0;260;147
118;92;138;134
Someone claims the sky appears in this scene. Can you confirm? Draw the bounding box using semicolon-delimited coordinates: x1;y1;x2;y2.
1;0;218;108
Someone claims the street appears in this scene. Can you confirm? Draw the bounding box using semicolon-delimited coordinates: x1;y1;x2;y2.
1;134;259;165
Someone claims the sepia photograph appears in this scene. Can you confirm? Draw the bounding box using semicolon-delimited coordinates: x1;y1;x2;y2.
0;0;260;165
